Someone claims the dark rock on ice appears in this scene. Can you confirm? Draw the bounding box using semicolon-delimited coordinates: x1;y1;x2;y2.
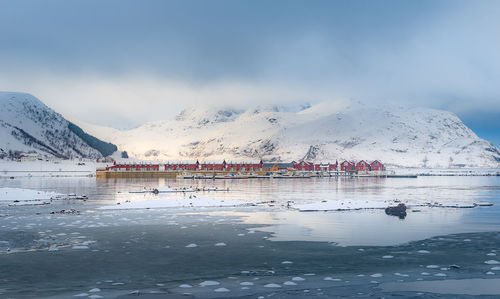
385;203;407;219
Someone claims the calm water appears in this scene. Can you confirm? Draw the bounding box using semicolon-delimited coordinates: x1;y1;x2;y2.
1;176;500;298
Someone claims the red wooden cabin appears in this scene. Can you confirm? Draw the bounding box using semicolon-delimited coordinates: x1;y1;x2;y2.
370;160;385;171
340;160;355;171
355;160;370;171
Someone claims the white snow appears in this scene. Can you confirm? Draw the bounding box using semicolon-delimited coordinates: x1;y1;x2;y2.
293;197;488;212
79;102;500;168
0;187;60;203
264;283;281;288
199;281;220;287
283;281;297;285
239;282;254;286
179;284;192;288
0;92;105;160
99;195;254;210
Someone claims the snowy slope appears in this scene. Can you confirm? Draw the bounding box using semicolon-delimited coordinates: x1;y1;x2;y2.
0;92;115;159
80;102;500;168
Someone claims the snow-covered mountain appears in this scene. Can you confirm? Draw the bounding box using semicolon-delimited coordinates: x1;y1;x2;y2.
0;92;116;159
80;101;500;168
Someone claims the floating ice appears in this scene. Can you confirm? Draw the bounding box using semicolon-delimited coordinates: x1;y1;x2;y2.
88;296;103;299
323;277;341;281
179;284;192;288
281;261;293;264
185;243;198;248
240;282;254;286
264;283;281;288
382;255;394;259
491;267;500;271
283;281;297;286
199;281;220;287
417;250;430;254
487;253;497;256
485;260;500;265
370;273;383;278
292;277;305;281
88;288;101;292
74;293;88;297
214;288;230;292
421;272;430;276
214;242;226;246
72;245;89;250
434;273;447;277
426;265;439;269
487;272;495;275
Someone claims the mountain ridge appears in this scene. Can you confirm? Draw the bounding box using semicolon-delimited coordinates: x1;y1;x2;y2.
0;92;117;159
78;102;500;168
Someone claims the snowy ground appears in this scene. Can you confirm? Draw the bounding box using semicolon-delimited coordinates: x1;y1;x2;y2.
0;160;112;177
99;194;257;210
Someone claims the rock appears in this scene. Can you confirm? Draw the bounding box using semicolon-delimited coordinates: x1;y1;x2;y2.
385;203;407;219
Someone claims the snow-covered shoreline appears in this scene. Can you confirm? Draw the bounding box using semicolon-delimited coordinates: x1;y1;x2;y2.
293;199;493;212
98;194;257;210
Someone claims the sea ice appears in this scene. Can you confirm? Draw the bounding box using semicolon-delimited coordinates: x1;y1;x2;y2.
281;261;293;264
370;273;383;278
382;255;394;259
185;243;198;248
485;260;500;265
283;281;297;286
214;242;226;246
292;277;305;281
240;282;254;286
417;250;430;254
72;245;89;250
214;288;230;292
74;293;88;297
323;277;341;281
199;281;220;287
426;265;439;269
88;288;101;292
264;283;281;288
179;284;192;288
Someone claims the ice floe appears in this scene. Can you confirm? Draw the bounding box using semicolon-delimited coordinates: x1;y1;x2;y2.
214;242;227;246
199;281;220;287
99;195;255;210
292;198;493;212
185;243;198;248
240;282;254;286
214;288;230;292
179;284;192;288
485;260;500;265
264;283;281;288
283;281;297;285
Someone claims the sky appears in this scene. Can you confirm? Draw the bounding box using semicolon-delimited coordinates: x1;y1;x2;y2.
0;0;499;146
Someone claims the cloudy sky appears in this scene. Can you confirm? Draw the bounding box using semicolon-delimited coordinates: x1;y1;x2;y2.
0;0;499;145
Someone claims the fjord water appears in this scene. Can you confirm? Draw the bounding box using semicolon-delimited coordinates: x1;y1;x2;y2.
1;176;500;298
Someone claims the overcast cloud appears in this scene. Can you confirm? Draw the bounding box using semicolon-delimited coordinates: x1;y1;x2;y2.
0;0;499;144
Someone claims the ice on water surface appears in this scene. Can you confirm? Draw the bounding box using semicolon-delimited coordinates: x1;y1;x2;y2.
1;176;500;298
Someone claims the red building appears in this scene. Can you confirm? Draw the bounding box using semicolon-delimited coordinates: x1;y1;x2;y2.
370;160;385;171
106;162;160;171
355;160;370;171
292;161;315;171
340;161;355;171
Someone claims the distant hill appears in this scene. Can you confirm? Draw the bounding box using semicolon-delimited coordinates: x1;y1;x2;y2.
79;101;500;168
0;92;117;159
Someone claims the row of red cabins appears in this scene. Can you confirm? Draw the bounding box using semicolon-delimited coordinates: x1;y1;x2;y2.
105;160;385;172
